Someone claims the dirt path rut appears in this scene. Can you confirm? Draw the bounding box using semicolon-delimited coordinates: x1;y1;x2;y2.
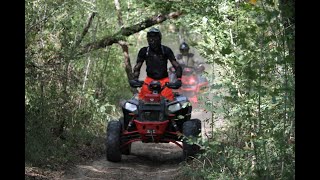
62;142;183;180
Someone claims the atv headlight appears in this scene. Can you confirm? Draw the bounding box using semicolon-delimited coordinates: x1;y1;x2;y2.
168;103;181;113
125;102;137;112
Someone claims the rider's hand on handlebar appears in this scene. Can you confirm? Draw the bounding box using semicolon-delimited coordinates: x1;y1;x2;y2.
166;79;182;89
129;79;143;88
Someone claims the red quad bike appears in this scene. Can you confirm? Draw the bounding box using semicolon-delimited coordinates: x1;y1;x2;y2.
169;65;209;108
105;80;201;162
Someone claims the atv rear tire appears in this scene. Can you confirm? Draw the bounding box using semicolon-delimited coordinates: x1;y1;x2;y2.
106;120;122;162
182;119;201;159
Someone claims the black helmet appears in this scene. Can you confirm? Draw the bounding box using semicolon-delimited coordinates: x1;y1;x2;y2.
147;27;162;39
179;42;189;54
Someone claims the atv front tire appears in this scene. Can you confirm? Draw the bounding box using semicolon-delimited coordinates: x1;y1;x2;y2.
182;119;201;159
106;120;122;162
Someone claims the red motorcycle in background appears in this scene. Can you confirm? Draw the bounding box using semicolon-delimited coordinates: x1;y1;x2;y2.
169;64;209;108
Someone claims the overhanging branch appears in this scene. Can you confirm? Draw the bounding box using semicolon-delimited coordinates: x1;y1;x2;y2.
79;11;182;55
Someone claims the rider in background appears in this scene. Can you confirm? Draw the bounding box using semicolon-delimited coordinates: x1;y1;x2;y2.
176;42;196;69
132;27;182;101
169;42;206;82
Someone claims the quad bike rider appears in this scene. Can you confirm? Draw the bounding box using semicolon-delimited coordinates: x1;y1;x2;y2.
169;42;209;107
105;28;201;162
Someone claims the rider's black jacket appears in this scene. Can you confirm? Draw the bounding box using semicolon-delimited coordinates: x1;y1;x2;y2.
133;45;182;80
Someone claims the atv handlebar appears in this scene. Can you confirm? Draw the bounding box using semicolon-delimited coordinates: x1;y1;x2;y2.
129;79;181;90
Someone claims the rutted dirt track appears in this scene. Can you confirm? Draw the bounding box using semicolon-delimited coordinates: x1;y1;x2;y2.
61;142;183;180
58;109;218;180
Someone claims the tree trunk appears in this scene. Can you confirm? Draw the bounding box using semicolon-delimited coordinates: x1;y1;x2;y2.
119;41;138;93
114;0;138;94
279;0;295;75
114;0;123;27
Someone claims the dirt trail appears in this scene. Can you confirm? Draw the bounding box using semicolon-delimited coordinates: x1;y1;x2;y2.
58;109;217;180
61;142;183;180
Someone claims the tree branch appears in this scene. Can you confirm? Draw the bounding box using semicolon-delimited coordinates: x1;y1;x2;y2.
75;12;97;47
79;11;183;55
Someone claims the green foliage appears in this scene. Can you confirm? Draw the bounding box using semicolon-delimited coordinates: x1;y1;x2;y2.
25;0;132;167
176;0;295;179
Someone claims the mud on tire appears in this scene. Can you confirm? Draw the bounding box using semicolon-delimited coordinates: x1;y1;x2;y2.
106;120;122;162
182;119;201;159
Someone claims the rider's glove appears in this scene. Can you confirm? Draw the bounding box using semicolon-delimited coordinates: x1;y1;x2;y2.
166;78;182;89
129;79;143;88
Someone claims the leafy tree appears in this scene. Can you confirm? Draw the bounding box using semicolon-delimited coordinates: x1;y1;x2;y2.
175;0;295;179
